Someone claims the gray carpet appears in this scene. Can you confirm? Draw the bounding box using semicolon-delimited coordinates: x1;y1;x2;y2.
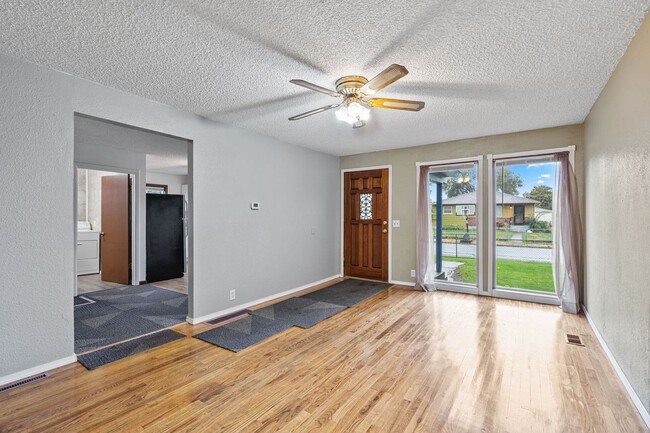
194;278;392;352
74;284;187;353
300;279;393;307
77;329;185;370
251;297;347;329
193;314;295;352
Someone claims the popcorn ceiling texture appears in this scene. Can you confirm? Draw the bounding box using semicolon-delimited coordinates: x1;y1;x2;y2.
0;0;648;155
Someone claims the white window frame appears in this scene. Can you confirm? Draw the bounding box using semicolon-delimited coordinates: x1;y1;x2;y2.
487;145;575;305
443;205;452;215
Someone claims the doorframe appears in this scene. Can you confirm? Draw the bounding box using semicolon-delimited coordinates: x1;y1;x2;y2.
487;145;574;302
73;162;140;296
340;165;392;283
416;156;484;295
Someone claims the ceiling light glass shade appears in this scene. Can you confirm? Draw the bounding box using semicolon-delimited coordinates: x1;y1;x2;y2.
335;101;371;125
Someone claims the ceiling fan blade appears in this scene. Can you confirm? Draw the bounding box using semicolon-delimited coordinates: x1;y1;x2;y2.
290;79;341;98
359;64;409;96
288;103;341;121
367;98;425;111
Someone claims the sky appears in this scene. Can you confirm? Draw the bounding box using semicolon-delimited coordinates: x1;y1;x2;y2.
430;161;557;201
510;162;557;195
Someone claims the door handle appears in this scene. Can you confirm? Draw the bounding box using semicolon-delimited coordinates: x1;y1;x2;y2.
383;221;388;225
382;229;388;233
100;232;105;237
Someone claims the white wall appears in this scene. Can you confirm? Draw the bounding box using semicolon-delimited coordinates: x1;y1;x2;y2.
584;13;650;414
146;172;188;195
0;53;340;381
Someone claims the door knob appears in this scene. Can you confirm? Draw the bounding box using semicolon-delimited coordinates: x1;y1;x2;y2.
382;229;388;233
383;221;388;225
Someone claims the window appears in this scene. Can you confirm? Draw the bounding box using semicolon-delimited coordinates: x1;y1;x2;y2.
496;205;503;217
443;206;452;215
456;205;475;216
146;184;167;195
359;193;372;220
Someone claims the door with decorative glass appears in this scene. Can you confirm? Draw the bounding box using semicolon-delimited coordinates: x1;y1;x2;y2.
344;169;389;281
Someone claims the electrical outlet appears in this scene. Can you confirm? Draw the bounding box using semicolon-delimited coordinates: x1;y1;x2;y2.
229;289;236;301
410;269;416;278
393;220;400;228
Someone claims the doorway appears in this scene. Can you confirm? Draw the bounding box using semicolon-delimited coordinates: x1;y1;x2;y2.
76;168;134;294
343;167;390;282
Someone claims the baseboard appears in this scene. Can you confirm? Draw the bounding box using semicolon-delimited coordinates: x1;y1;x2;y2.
0;355;77;387
582;305;650;429
186;274;341;325
390;280;415;287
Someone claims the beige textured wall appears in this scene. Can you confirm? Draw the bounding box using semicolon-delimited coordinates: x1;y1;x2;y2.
341;124;583;288
584;13;650;413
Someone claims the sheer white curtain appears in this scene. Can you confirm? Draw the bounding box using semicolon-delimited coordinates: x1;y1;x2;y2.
416;165;435;291
552;152;583;313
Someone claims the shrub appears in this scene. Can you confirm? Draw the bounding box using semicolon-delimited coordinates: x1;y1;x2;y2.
524;216;550;231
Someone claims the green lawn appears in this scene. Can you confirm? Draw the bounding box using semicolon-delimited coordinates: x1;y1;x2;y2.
442;256;555;292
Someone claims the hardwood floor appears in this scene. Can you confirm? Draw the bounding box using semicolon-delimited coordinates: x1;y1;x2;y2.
1;286;647;433
77;273;188;295
150;273;188;294
76;273;124;294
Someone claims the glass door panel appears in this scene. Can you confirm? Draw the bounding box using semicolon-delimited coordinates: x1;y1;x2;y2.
493;157;557;293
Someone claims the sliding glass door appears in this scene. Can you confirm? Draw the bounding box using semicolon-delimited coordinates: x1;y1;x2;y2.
428;160;481;294
490;155;558;299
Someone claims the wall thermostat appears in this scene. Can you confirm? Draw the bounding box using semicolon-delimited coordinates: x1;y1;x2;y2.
250;202;260;210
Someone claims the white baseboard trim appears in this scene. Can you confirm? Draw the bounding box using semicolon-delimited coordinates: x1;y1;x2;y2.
0;354;77;387
390;280;415;287
187;274;342;325
582;305;650;429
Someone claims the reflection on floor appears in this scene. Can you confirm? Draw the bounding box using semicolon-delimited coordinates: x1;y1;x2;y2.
77;273;188;294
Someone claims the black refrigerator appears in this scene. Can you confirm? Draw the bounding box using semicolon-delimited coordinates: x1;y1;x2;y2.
146;194;184;283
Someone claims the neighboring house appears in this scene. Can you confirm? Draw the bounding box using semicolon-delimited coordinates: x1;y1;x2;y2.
535;207;553;224
432;191;539;228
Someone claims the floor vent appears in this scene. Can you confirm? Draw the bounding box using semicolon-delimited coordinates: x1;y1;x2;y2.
566;334;584;346
205;310;249;326
0;373;49;393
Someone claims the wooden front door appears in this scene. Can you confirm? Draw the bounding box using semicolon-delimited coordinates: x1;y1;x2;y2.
344;169;389;281
100;174;131;284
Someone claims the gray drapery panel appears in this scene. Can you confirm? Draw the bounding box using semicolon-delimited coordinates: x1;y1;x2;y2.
552;152;583;313
415;165;435;291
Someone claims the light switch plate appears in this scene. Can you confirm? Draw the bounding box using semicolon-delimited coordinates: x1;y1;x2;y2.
392;220;400;228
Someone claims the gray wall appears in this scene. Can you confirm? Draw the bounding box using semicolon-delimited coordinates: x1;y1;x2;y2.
584;13;650;412
341;125;584;287
0;53;340;379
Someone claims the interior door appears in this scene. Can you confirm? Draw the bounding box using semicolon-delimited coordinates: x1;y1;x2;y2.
344;169;389;281
100;174;131;284
146;194;184;283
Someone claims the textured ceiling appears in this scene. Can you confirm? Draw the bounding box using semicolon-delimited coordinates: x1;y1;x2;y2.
2;1;649;156
75;115;189;175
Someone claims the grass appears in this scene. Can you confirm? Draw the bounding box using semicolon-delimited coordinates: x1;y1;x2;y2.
442;256;555;293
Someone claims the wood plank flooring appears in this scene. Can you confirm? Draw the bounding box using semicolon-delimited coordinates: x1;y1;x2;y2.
1;286;647;433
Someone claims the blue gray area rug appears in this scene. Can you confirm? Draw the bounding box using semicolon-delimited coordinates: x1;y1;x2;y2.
194;279;392;352
194;314;295;352
77;329;185;370
301;278;393;307
251;297;347;329
74;285;187;353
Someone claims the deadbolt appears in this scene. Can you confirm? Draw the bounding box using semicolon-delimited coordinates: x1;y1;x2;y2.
383;221;388;225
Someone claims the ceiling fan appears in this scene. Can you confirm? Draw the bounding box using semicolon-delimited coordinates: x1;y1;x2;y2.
288;64;425;128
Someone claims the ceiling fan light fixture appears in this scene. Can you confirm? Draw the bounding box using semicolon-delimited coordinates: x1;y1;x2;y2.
336;100;370;126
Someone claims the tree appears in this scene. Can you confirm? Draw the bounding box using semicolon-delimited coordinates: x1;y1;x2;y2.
495;167;523;195
524;185;553;210
442;169;476;197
